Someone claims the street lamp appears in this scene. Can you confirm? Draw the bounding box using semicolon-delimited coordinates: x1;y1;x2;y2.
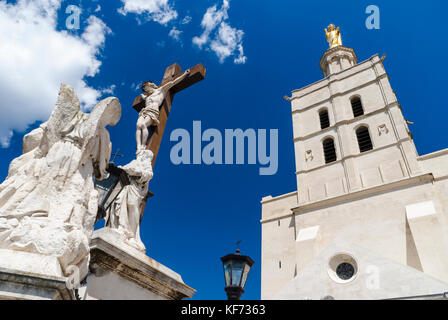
93;163;130;223
221;248;254;300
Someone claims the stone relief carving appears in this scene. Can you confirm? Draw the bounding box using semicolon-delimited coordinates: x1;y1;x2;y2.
0;84;121;278
378;124;389;136
305;150;314;162
105;150;154;252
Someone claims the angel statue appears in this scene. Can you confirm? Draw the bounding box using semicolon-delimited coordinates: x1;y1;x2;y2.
0;84;121;278
325;24;342;48
105;150;154;252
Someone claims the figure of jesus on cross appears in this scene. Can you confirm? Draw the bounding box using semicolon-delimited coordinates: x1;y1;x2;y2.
136;69;191;153
132;63;206;170
131;63;206;220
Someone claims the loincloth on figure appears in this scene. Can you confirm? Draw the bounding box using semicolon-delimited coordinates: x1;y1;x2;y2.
139;107;160;126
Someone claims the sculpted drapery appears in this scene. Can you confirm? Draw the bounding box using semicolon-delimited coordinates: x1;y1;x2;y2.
0;84;121;277
106;150;154;252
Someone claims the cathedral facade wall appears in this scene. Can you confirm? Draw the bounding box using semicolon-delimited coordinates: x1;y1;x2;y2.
262;173;448;299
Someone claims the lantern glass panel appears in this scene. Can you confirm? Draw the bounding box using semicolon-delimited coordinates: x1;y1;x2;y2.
104;178;124;210
240;263;252;289
223;261;232;287
94;173;119;210
231;260;245;286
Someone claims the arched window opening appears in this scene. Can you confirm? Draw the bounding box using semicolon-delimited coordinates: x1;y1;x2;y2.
356;126;373;153
323;138;337;164
319;109;330;129
351;97;364;117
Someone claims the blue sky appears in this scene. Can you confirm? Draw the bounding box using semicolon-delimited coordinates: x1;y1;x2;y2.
0;0;447;300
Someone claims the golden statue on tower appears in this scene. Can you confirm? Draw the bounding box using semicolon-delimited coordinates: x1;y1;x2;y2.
325;24;342;48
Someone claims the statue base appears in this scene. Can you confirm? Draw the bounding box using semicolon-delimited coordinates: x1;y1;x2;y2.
0;250;74;300
84;228;196;300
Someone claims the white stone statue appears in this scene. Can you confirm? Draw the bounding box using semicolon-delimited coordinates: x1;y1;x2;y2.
136;69;190;153
0;84;121;278
105;150;154;252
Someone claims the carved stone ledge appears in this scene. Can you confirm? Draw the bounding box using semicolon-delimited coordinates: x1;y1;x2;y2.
0;250;74;300
85;228;195;300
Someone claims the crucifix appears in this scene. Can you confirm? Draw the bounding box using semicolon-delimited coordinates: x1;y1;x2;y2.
132;63;206;218
133;63;206;166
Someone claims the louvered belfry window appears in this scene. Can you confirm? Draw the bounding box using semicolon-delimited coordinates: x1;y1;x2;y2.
356;126;373;153
319;109;330;129
323;138;337;164
351;97;364;117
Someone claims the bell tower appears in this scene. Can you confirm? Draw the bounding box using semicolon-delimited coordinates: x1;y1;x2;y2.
290;31;421;205
261;25;448;300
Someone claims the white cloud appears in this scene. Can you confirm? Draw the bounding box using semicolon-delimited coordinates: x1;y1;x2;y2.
94;5;101;13
0;0;111;148
181;15;192;25
193;0;229;49
210;22;246;64
101;84;117;95
118;0;178;25
193;0;246;64
169;27;182;41
132;82;143;92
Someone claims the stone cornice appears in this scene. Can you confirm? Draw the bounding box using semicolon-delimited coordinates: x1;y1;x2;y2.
89;233;196;300
290;54;382;102
0;267;74;300
291;71;388;115
291;173;434;214
260;173;434;224
418;148;448;161
295;135;412;175
260;191;298;205
292;101;400;142
319;46;358;69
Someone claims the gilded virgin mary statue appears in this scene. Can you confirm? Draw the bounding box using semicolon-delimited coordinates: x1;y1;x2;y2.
325;24;342;48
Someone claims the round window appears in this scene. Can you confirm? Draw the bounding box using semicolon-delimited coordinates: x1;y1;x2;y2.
328;253;358;283
336;262;355;280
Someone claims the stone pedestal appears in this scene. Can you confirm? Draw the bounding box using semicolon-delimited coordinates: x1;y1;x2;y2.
84;228;195;300
319;46;357;76
0;250;74;300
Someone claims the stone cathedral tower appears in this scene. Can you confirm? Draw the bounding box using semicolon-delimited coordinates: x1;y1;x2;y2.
261;26;448;300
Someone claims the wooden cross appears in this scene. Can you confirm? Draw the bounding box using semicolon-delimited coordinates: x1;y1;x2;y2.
133;63;206;168
133;63;206;219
